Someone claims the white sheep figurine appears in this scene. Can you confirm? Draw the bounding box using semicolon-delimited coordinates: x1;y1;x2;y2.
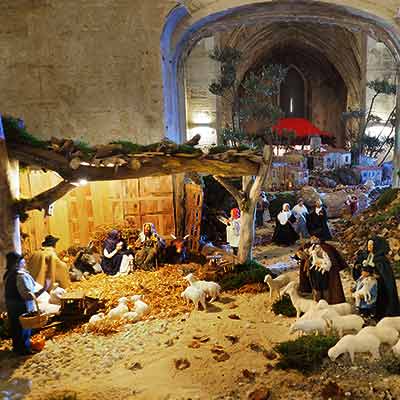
357;325;399;346
49;284;66;305
316;299;352;316
377;317;400;332
290;318;327;336
328;333;381;364
352;277;376;307
184;273;221;302
108;297;129;320
88;312;105;327
325;314;364;337
280;281;316;319
123;311;140;322
264;273;291;300
181;286;207;310
130;295;150;317
300;306;339;323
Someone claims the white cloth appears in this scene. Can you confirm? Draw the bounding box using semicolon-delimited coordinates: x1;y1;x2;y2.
277;211;292;225
292;204;308;218
118;255;134;275
226;218;241;248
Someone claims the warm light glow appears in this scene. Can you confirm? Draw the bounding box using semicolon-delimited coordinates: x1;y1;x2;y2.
191;112;212;124
187;127;217;147
365;125;393;138
72;179;88;187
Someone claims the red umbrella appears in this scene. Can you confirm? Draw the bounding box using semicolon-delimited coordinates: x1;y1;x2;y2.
272;118;332;138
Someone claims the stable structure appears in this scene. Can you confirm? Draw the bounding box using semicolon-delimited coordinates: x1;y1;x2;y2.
20;170;203;254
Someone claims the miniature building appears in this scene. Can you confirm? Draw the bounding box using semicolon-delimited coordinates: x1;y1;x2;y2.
307;146;351;170
353;166;383;185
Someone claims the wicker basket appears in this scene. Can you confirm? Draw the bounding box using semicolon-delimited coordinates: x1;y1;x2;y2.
19;293;48;330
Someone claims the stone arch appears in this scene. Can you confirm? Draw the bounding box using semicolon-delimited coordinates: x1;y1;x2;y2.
161;1;400;142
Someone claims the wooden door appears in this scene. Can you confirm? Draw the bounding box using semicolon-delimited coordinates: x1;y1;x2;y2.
184;183;203;252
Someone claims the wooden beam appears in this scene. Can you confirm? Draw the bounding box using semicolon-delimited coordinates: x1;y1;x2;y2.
13;180;76;217
7;143;260;182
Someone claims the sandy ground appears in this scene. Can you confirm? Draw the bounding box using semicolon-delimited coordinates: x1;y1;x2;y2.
1;230;400;400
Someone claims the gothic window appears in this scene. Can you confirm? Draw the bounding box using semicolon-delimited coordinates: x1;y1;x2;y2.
279;67;306;118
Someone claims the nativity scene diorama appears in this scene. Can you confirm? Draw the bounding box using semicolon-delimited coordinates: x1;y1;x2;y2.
0;3;400;398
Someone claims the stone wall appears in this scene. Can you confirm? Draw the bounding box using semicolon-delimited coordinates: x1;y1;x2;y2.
0;0;175;145
184;37;219;146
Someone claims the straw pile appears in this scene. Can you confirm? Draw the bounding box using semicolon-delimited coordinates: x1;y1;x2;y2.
68;263;204;324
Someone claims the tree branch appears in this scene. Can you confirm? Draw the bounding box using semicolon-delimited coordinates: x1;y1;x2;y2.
7;143;260;181
213;176;244;206
13;180;76;221
249;145;273;202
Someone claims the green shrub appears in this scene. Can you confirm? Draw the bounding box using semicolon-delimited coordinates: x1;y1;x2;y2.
218;260;274;290
2;115;47;148
375;188;399;209
274;335;339;373
380;354;400;374
271;294;296;317
74;140;95;155
392;261;400;279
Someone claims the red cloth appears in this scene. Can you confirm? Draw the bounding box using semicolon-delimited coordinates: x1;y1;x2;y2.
231;208;240;219
272;118;332;138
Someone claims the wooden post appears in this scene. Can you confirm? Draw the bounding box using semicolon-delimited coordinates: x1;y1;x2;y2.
0;116;20;310
393;69;400;188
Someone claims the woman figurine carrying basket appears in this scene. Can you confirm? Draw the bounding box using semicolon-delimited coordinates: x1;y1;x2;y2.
4;252;51;356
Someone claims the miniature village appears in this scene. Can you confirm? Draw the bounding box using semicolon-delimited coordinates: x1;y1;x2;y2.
0;2;400;400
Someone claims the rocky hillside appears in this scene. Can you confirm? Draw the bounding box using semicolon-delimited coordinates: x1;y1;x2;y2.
336;189;400;266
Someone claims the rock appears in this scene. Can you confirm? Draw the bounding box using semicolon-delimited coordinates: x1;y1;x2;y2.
174;358;190;370
242;369;257;381
300;186;321;208
213;352;230;362
321;190;347;218
263;350;277;360
127;361;143;371
247;388;271;400
225;335;239;344
228;314;240;320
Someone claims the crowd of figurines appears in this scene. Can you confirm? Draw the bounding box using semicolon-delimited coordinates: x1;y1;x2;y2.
4;222;185;355
3;191;399;362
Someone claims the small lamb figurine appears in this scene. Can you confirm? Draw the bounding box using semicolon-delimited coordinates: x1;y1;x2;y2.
328;333;381;364
290;318;327;336
184;273;221;302
264;273;292;300
108;297;129;320
280;281;316;319
130;295;150;317
181;286;206;310
351;265;377;318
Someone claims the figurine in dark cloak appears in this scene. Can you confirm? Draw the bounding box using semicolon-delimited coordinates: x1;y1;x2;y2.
355;236;400;320
291;243;312;294
306;237;346;304
306;199;332;242
272;203;299;246
100;230;124;275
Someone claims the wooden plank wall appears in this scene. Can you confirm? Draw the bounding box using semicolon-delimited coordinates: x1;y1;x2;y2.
20;171;176;253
